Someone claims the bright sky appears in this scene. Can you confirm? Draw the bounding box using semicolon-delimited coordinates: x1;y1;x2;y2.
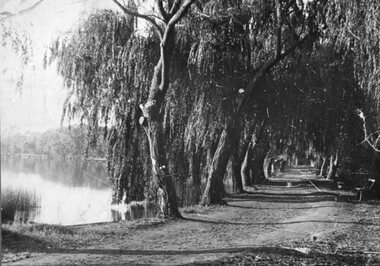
0;0;120;134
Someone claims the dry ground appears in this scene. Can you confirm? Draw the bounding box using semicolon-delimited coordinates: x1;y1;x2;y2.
2;166;380;265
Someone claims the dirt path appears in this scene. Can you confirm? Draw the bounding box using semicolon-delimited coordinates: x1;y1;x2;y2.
3;166;380;265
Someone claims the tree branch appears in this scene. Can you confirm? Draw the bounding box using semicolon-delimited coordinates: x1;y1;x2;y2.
113;0;163;39
357;110;380;152
167;0;174;10
166;0;196;30
157;0;195;93
250;31;317;93
275;0;282;58
347;28;360;41
157;0;170;22
169;0;182;16
236;30;317;115
0;0;45;21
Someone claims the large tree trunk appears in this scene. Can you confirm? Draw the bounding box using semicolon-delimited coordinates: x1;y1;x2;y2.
251;144;269;185
140;37;181;217
230;122;244;194
200;121;234;206
144;120;181;217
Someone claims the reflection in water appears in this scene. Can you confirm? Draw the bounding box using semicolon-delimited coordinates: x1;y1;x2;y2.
1;157;158;225
1;157;110;189
1;187;40;223
110;201;160;221
1;157;208;225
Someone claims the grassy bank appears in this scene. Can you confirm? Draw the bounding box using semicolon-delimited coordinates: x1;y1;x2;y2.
1;188;40;223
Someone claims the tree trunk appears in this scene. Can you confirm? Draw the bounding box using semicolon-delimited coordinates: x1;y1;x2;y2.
230;123;244;194
190;147;202;204
326;153;338;181
241;132;257;188
231;151;244;193
263;156;273;179
138;17;178;218
241;141;253;187
200;122;234;206
144;120;181;217
319;156;326;177
251;145;268;185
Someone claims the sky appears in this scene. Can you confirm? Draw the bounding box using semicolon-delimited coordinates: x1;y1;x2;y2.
0;0;121;135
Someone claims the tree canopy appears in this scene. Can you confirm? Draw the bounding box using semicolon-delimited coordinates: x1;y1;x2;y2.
44;0;380;208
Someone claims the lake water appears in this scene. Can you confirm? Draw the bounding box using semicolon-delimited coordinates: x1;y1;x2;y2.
1;157;158;225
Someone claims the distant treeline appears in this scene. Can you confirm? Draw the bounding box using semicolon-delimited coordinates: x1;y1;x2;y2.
1;127;106;159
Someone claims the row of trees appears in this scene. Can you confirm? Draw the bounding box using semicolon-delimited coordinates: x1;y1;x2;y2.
4;0;380;217
1;127;106;159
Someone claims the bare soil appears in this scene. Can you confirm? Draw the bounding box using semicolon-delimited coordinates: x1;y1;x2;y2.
2;166;380;265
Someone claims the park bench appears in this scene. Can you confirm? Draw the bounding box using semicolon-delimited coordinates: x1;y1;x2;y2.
355;178;376;202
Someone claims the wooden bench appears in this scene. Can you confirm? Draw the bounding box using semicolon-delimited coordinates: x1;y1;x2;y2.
355;179;376;202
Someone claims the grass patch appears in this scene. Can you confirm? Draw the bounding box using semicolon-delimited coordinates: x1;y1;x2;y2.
5;223;75;236
1;187;40;223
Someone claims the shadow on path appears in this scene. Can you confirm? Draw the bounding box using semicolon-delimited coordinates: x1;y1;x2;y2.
227;195;339;203
181;217;380;227
227;204;337;210
22;245;369;261
46;246;306;256
240;191;339;197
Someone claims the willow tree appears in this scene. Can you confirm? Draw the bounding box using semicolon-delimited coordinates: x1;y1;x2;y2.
324;0;380;189
48;0;196;217
112;0;196;217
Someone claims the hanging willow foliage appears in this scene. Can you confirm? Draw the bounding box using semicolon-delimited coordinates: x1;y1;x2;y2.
47;8;228;204
47;9;161;203
324;0;380;103
1;21;33;91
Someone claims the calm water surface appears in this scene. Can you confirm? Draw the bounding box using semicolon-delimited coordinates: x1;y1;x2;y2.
1;157;155;225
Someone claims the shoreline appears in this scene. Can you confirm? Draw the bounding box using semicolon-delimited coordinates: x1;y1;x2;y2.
3;186;379;265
